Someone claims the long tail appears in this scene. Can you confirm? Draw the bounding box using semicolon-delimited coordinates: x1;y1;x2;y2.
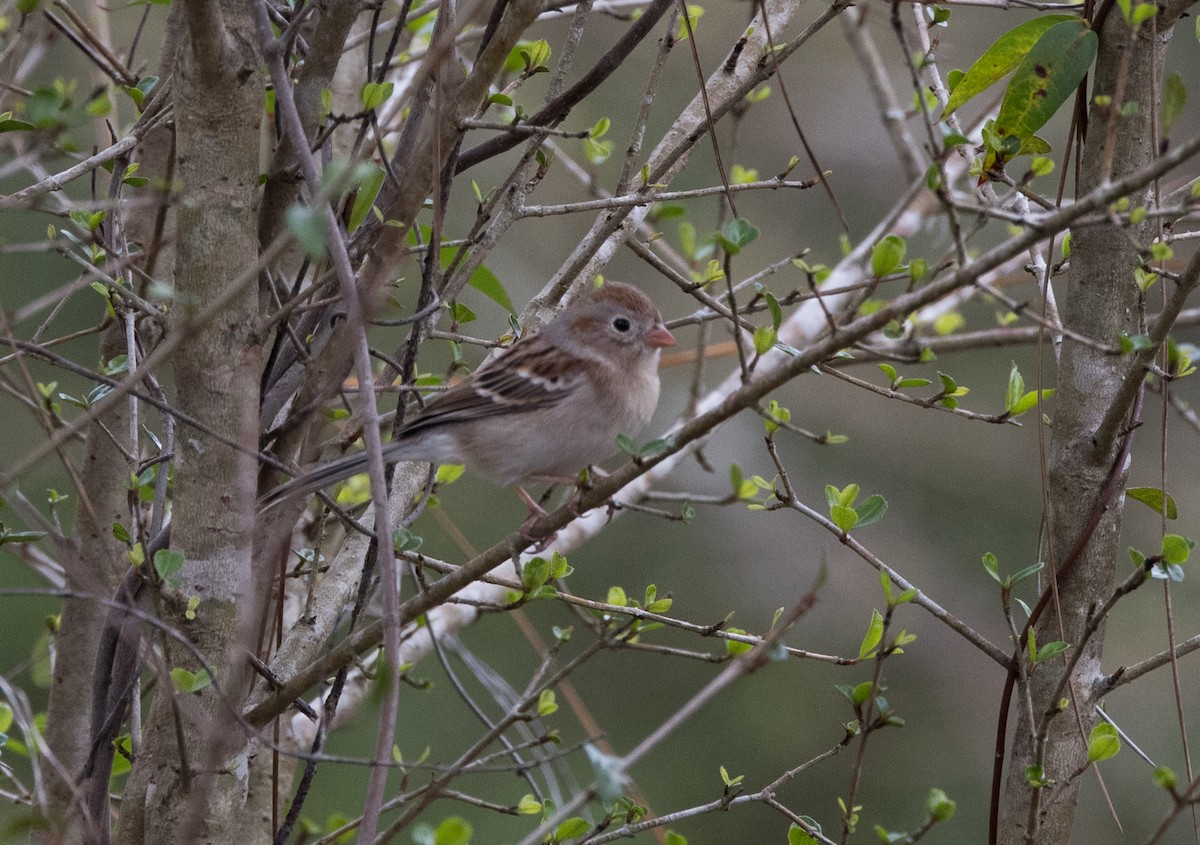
257;450;372;512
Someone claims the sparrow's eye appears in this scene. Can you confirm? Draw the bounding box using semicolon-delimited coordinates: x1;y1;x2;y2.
612;316;631;332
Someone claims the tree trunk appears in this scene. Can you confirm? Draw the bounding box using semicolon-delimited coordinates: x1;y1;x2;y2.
998;10;1174;844
114;1;264;841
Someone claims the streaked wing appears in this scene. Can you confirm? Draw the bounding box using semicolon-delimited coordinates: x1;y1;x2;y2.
400;339;584;436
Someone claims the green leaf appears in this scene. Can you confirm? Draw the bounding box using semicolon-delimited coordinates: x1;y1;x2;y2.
0;524;47;546
677;4;704;39
753;326;776;355
543;561;568;587
554;818;590;840
943;15;1082;116
832;484;859;508
716;218;760;255
523;557;551;591
0;703;12;734
435;464;465;485
639;438;669;458
169;667;211;694
1005;363;1024;413
110;735;132;778
730;163;759;183
925;787;957;822
788;823;818;845
360;81;394;110
448;300;475;324
664;831;688;845
937;372;967;397
1119;333;1153;353
537;689;558;716
517;794;542;815
464;264;515;313
393;528;423;552
730;464;757;500
910;257;929;283
678;221;697;258
432;816;472;845
1129;2;1156;24
1127;487;1178;519
1087;722;1120;762
854;494;887;528
0;113;36;132
763;399;791;434
348;165;386;232
831;504;858;533
1033;640;1070;662
725;628;753;656
994;21;1098;153
1018;135;1053;155
1010;389;1054;416
859;609;884;658
1030;156;1055;177
519;39;552;72
982;551;1001;582
286;204;327;259
615;433;637;456
879;570;893;604
153;549;184;586
871;235;906;277
1010;561;1045;585
583;136;613;164
765;291;783;330
1161;534;1193;565
850;681;875;706
929;5;951;24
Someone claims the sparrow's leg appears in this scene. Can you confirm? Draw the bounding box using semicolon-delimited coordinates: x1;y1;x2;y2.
513;486;556;551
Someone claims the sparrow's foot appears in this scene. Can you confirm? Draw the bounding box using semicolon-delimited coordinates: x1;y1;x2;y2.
514;486;557;551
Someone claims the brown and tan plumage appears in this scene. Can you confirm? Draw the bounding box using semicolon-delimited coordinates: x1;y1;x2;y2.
260;282;674;512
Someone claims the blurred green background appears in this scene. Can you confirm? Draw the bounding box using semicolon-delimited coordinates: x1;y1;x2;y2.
2;2;1200;843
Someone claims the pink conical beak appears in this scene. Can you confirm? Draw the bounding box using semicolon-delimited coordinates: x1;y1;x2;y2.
647;323;676;349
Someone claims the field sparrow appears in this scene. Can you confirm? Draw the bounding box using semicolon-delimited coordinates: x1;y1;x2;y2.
260;282;675;513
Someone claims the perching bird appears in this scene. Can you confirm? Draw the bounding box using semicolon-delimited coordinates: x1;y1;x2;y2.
260;281;675;515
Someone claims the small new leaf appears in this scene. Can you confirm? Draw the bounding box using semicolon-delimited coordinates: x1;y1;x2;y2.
831;504;858;533
871;235;906;277
925;788;957;822
1087;722;1120;763
1005;363;1024;413
719;765;745;788
1161;534;1193;565
859;609;884;658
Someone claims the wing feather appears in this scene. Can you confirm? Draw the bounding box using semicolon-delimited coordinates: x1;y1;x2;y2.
399;339;585;437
